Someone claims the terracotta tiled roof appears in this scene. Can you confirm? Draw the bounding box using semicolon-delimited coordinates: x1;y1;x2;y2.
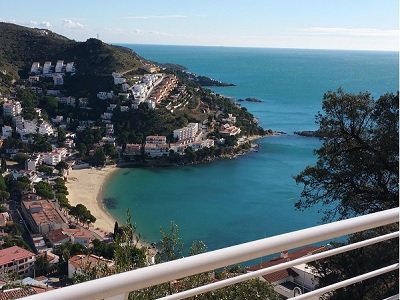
69;254;113;270
263;268;299;283
0;287;36;300
245;245;328;284
0;246;35;266
46;228;69;244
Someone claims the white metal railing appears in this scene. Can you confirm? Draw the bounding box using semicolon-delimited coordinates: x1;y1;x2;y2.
21;207;399;300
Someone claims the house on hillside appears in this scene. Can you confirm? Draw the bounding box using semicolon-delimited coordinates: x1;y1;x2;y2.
68;254;114;279
245;245;328;299
0;246;36;278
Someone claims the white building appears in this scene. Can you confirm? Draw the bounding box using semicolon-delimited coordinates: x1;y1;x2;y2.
38;122;54;136
1;125;13;139
97;91;114;100
245;246;328;299
51;115;64;124
55;60;64;73
120;105;130;112
0;246;36;278
146;135;167;144
3;100;22;117
71;230;92;248
173;123;199;141
66;62;75;73
30;62;41;74
24;120;38;134
101;112;113;120
26;155;41;171
53;74;64;85
28;76;40;83
105;123;114;136
144;143;170;157
144;136;169;157
114;77;126;84
43;152;62;166
42;61;52;74
56;96;76;106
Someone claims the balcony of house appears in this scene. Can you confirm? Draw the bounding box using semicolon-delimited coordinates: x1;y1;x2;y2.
20;207;398;300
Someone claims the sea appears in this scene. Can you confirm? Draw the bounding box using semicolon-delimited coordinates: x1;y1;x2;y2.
102;45;399;257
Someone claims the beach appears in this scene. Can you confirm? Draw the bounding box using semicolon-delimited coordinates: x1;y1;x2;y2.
66;165;158;258
66;166;119;234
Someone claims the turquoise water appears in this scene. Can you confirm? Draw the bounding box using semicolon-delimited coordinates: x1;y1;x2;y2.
103;45;399;252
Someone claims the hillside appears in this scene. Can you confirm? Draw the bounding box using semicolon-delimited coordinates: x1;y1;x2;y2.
0;22;144;78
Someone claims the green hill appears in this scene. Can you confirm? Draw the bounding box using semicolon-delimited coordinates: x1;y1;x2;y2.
0;22;144;78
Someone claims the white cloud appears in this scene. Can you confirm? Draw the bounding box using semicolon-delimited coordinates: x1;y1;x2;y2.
125;15;187;19
62;19;84;29
299;27;399;38
39;21;51;27
19;20;51;28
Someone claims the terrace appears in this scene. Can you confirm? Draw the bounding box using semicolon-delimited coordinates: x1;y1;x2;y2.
21;207;398;300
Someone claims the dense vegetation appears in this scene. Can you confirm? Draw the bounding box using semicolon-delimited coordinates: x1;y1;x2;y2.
0;22;144;77
295;89;399;299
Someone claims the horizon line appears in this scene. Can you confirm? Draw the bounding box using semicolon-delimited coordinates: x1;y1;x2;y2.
109;42;400;53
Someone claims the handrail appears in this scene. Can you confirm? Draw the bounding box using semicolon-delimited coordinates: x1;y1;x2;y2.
157;231;399;300
291;263;399;300
21;207;399;300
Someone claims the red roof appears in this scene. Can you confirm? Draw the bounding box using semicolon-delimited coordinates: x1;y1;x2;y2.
0;246;35;266
46;228;69;244
245;245;328;283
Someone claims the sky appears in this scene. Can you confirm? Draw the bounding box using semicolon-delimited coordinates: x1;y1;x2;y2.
1;0;398;51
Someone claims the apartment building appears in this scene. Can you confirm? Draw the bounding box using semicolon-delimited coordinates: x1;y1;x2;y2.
21;200;68;235
173;123;199;141
0;246;36;279
3;100;22;117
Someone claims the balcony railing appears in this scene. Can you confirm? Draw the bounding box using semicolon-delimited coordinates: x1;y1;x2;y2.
22;207;399;300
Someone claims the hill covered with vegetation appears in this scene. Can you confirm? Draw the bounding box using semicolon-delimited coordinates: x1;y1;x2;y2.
0;22;144;78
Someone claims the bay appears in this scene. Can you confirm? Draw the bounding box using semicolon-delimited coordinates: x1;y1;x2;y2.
103;45;399;253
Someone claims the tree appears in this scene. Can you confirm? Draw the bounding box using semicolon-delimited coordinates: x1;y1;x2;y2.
113;221;119;240
34;254;50;277
55;161;69;173
13;153;29;167
37;164;54;176
157;221;183;263
1;156;7;172
35;181;54;199
295;89;398;220
0;191;10;204
92;147;106;166
295;89;399;299
76;143;87;158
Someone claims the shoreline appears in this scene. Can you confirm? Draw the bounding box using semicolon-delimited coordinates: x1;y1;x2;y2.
64;134;274;255
66;165;158;257
66;165;119;233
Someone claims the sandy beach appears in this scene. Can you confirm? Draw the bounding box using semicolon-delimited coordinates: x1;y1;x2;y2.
66;166;119;234
65;165;158;258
